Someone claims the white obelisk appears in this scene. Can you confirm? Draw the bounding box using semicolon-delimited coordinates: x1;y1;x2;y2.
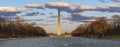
57;8;61;35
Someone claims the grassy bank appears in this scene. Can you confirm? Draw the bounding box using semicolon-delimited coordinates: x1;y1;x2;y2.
73;35;120;40
0;35;48;40
0;35;47;40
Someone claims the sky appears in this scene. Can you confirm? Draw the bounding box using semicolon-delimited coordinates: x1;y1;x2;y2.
0;0;120;33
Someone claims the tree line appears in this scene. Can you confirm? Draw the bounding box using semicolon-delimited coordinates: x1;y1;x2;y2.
0;17;47;38
71;15;120;38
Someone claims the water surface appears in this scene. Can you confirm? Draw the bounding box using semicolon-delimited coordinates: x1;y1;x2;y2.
0;37;120;47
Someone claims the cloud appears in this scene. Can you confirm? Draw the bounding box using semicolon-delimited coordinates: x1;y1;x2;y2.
48;15;71;20
99;0;106;2
62;16;71;19
0;7;27;12
49;12;53;15
112;0;120;2
98;0;120;2
67;4;96;13
25;4;45;9
24;2;95;13
25;2;120;13
23;12;39;16
46;20;57;23
95;4;120;12
45;2;74;13
68;4;120;13
45;3;96;13
70;13;95;22
45;2;70;8
48;15;58;18
40;13;45;15
0;7;28;16
24;2;120;22
48;15;65;19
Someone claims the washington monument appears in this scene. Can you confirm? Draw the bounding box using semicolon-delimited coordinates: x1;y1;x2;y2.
57;8;61;35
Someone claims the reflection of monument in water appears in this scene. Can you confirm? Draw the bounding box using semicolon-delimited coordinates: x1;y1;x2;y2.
57;8;61;35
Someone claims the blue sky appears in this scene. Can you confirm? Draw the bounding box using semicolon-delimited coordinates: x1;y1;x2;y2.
0;0;120;33
0;0;116;7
